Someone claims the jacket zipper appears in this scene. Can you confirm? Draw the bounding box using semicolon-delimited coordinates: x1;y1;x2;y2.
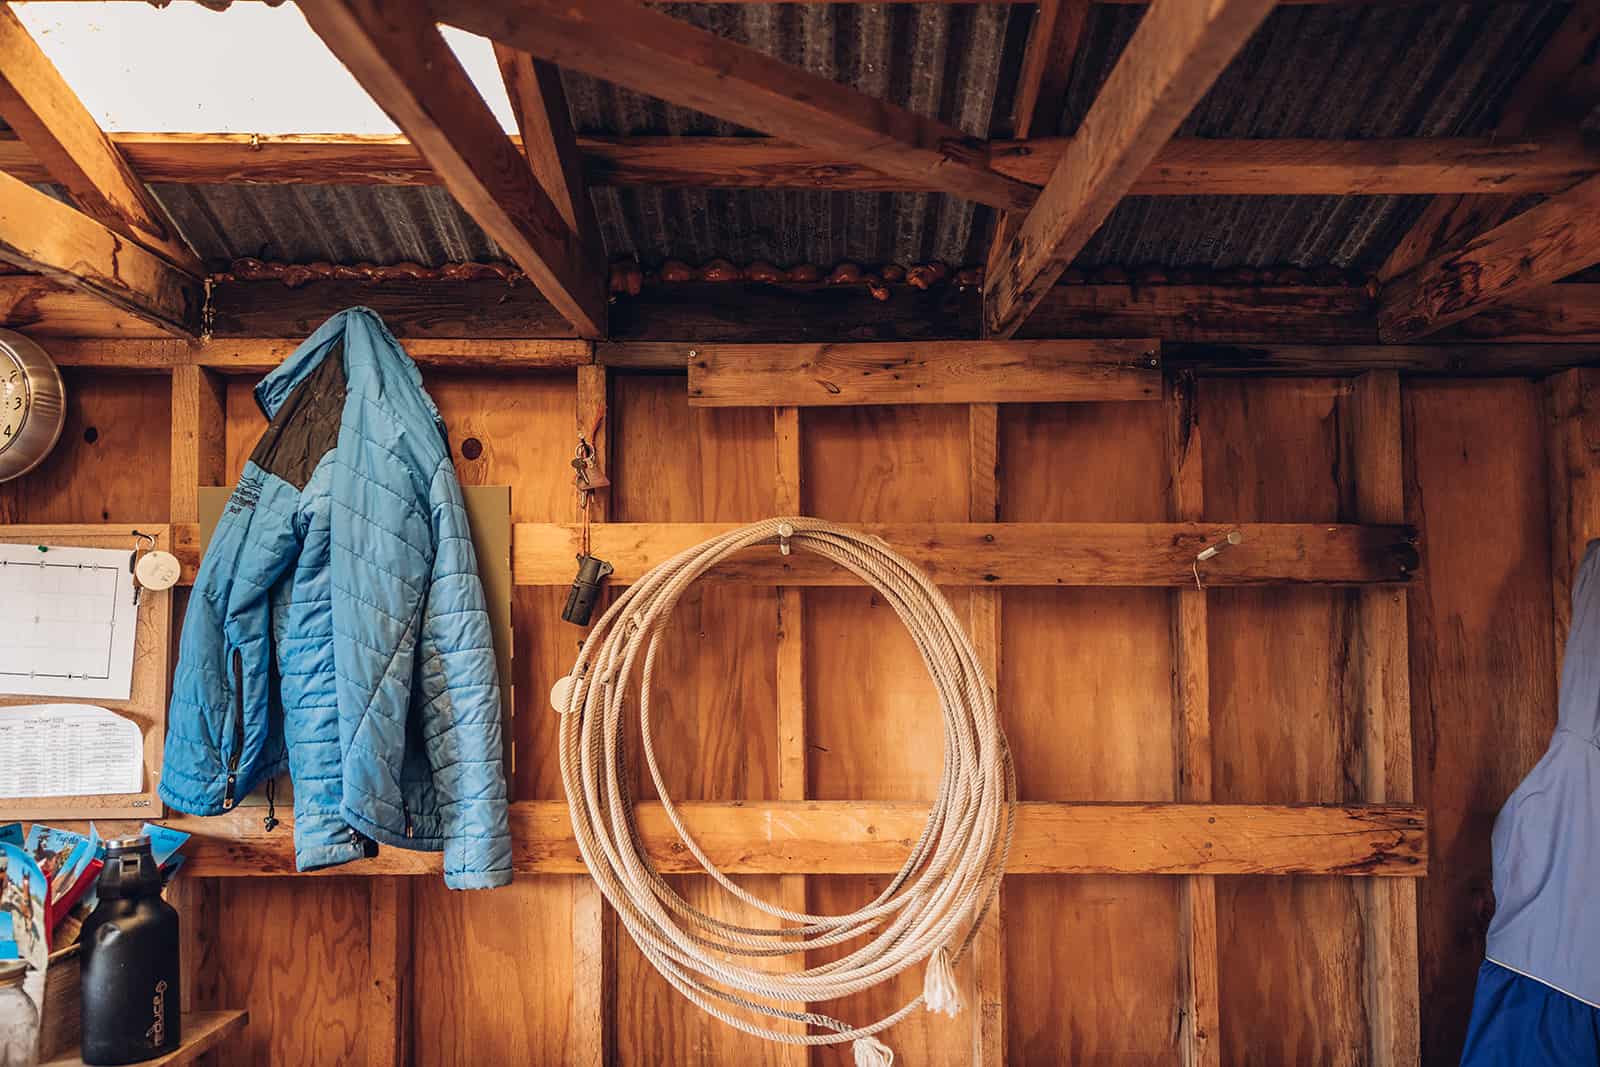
223;649;243;809
403;798;414;838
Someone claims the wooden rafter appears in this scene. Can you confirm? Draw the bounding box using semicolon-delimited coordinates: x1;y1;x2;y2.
989;0;1090;255
298;0;607;338
0;170;200;336
438;0;1037;212
1378;3;1600;284
1378;172;1600;342
983;0;1276;338
493;43;604;270
0;3;201;276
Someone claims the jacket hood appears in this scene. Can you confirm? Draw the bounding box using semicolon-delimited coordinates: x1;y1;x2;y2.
254;307;445;441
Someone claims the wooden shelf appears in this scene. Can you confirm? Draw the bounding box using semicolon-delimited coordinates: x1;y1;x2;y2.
42;1009;248;1067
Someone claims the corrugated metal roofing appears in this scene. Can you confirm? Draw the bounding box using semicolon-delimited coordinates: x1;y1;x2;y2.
146;0;1574;276
1068;0;1570;271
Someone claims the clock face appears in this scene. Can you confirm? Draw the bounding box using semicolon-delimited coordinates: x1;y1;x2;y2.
0;347;24;455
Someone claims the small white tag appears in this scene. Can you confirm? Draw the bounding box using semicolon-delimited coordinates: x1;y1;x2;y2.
134;550;181;591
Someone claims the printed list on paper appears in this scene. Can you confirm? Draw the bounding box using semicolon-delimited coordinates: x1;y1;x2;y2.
0;542;138;700
0;704;144;797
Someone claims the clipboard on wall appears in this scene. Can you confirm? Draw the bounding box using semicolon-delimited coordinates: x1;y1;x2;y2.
0;524;172;819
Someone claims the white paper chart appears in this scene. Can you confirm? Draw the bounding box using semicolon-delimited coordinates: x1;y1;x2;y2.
0;542;138;700
0;703;144;797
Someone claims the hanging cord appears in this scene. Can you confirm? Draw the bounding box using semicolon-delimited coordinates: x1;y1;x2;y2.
553;517;1016;1058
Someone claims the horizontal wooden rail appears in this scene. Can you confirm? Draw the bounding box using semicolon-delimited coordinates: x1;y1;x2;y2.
0;132;1589;196
46;336;594;372
507;521;1418;586
83;802;1424;878
687;339;1161;406
166;520;1419;587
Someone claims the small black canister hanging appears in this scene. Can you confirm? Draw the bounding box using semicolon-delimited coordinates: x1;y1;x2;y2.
563;418;613;626
78;836;181;1065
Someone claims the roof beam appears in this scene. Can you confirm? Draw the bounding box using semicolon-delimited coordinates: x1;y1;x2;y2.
1377;172;1600;342
493;44;604;271
989;0;1090;256
437;0;1037;212
1378;3;1600;283
0;170;200;336
0;132;1591;197
983;0;1276;338
298;0;607;338
0;3;201;275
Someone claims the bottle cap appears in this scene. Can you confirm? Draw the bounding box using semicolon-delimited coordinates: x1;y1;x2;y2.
105;835;151;851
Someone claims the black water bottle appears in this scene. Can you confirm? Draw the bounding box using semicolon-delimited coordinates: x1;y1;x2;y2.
78;836;181;1065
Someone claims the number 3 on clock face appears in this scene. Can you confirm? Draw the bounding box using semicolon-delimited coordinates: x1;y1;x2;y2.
0;331;66;482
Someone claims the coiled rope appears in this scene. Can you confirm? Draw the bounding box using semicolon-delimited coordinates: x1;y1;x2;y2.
553;518;1016;1064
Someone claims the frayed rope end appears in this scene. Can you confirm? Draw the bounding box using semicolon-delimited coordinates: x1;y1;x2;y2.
923;946;963;1018
853;1035;895;1066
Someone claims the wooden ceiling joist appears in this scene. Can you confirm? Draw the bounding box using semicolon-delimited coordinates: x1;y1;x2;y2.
437;0;1037;212
0;170;201;337
0;3;202;276
983;0;1276;339
298;0;607;338
1378;172;1600;342
0;132;1591;196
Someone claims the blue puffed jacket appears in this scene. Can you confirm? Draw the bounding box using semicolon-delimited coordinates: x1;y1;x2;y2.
159;308;511;889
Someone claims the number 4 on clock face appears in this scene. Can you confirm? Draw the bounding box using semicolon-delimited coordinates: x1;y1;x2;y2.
1;362;23;444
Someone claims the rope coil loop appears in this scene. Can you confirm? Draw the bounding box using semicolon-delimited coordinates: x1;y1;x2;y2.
556;517;1017;1053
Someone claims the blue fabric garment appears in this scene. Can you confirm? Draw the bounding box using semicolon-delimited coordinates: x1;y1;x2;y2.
1484;538;1600;1005
160;307;512;889
1461;960;1600;1066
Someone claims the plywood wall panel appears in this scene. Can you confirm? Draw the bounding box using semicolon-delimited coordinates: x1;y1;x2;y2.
608;374;784;1065
223;377;265;485
209;877;371;1067
1202;379;1365;1066
1404;380;1557;1065
411;373;581;1064
411;875;576;1065
801;405;971;1067
0;369;169;522
805;404;970;803
611;373;778;802
999;401;1182;1066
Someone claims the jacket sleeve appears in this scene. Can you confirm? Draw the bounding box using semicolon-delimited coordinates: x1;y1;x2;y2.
417;458;513;889
161;470;301;815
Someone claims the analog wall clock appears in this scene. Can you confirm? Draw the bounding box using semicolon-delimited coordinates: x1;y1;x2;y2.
0;329;65;483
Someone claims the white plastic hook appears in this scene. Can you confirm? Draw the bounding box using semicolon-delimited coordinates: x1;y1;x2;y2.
1192;529;1243;591
778;521;795;557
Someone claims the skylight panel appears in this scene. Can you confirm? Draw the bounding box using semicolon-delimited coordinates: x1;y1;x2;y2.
12;1;516;134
